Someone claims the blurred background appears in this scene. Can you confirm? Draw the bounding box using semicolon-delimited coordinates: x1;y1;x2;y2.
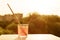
0;0;60;37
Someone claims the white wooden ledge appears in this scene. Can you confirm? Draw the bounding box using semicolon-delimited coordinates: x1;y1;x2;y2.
0;34;60;40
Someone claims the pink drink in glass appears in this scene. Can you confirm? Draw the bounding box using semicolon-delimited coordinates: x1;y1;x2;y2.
18;24;28;37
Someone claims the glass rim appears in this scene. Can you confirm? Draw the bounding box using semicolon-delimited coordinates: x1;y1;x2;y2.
18;24;29;25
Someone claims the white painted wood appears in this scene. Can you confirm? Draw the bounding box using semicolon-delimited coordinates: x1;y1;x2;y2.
0;34;60;40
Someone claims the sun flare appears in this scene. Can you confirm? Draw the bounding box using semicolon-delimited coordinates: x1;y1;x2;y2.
0;0;60;17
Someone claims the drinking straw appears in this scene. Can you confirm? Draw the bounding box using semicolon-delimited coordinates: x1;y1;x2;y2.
7;3;27;37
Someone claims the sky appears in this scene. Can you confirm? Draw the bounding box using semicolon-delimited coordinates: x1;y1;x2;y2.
0;0;60;17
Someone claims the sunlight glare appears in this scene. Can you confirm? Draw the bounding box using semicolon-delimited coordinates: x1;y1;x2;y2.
0;0;60;17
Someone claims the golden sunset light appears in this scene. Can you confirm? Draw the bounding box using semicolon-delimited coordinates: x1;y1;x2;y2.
0;0;60;17
0;0;60;39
